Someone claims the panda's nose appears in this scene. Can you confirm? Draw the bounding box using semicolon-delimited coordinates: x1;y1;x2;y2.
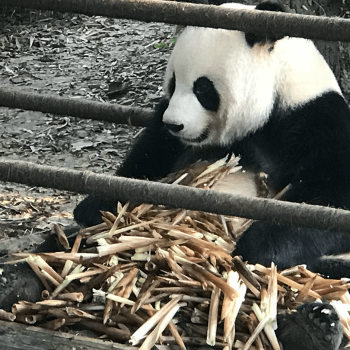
164;123;184;133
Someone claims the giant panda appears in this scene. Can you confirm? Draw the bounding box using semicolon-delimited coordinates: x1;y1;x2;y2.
72;2;350;349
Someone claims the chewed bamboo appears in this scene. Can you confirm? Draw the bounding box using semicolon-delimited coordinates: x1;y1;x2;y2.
139;303;182;350
56;292;84;302
207;286;221;346
130;296;183;345
0;310;16;322
6;157;350;349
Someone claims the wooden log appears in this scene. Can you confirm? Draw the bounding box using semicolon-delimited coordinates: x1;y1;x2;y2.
0;320;185;350
0;320;135;350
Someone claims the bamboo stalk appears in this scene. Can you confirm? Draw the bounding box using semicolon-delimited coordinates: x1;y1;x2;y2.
0;310;16;322
130;296;183;345
254;264;321;299
207;286;221;346
139;303;182;350
54;224;70;250
80;320;131;341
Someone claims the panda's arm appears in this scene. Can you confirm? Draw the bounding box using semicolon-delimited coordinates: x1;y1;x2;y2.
117;124;186;181
117;98;186;181
74;99;186;227
234;93;350;273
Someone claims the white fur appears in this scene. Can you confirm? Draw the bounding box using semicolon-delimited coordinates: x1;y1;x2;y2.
163;3;341;146
274;37;341;108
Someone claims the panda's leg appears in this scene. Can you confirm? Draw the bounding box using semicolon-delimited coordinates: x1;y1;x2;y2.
234;221;350;274
0;228;79;311
276;302;346;350
0;262;43;311
314;255;350;280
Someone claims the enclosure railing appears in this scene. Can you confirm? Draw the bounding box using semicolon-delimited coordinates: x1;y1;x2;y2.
0;88;155;126
2;160;350;232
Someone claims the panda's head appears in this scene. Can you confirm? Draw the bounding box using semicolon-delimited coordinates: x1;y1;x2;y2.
162;2;341;147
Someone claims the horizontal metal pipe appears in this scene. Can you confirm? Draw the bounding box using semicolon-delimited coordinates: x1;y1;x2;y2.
1;159;350;233
0;88;154;127
2;0;350;42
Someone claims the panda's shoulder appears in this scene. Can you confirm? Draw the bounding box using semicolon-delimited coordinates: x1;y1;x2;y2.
271;91;350;142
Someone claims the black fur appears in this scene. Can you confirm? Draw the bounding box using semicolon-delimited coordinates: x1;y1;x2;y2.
168;73;176;97
176;0;234;5
193;76;220;111
255;1;286;12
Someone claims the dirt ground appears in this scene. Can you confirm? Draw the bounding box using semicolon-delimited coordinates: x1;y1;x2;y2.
0;6;175;258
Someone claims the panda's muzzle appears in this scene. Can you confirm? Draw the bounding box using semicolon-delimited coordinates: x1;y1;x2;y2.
164;122;184;133
164;122;209;144
184;129;209;144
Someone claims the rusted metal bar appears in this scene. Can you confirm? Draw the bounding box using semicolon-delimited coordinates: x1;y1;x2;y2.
2;0;350;42
0;88;154;127
1;159;350;233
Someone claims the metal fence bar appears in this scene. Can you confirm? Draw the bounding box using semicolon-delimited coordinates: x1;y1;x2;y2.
1;159;350;233
2;0;350;42
0;88;155;127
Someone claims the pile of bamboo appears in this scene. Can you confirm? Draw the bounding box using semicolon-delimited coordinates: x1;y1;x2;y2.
2;157;350;350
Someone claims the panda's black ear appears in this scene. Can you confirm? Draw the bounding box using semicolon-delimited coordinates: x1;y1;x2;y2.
245;1;286;48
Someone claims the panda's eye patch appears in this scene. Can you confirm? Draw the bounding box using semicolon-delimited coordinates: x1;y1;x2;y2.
168;73;176;97
193;77;220;112
193;77;212;95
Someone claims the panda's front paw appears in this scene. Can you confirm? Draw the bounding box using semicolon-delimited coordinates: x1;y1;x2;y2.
276;302;344;350
74;195;117;227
